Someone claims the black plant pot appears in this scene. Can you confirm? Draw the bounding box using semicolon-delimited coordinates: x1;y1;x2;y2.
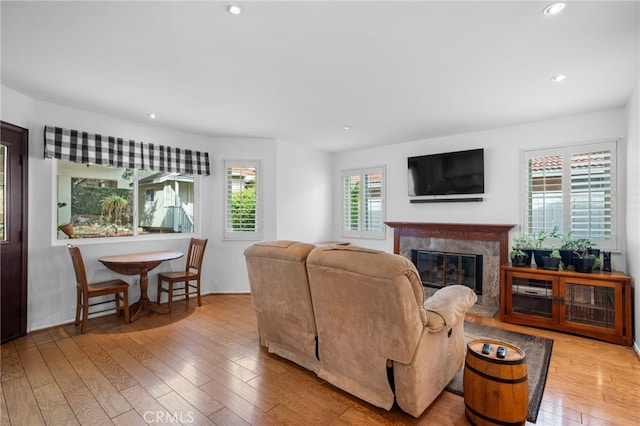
559;249;574;268
542;256;561;271
523;249;533;266
533;249;551;268
511;255;527;267
573;257;594;273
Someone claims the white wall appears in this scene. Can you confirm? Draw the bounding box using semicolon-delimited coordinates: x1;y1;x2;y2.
624;77;640;351
332;108;629;275
275;139;333;243
1;85;332;332
200;137;278;294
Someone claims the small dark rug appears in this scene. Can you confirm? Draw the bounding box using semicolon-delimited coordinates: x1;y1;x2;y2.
445;322;553;423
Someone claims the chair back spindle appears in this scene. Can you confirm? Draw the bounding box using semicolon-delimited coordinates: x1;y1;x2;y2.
186;239;207;274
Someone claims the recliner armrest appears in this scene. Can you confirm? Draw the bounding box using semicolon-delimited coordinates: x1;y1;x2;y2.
423;285;477;332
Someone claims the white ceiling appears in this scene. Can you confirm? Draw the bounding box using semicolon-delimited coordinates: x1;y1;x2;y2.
2;1;639;152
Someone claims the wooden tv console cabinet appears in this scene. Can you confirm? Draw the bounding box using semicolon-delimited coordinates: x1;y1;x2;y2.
501;265;632;346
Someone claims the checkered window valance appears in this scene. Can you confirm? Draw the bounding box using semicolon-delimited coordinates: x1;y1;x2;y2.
44;125;211;175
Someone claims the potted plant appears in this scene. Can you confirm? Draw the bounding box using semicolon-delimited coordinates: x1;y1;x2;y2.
558;231;576;268
510;249;528;267
542;249;562;271
511;234;534;265
532;226;560;267
572;238;598;273
58;222;75;238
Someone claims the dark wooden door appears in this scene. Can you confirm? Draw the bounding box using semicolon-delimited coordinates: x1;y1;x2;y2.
1;121;29;344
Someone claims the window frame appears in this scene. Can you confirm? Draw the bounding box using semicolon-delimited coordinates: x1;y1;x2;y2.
223;160;262;241
341;166;386;239
51;160;200;244
522;140;618;251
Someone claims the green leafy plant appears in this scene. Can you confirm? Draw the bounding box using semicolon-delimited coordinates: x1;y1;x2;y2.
560;231;575;250
100;194;128;226
510;248;529;267
230;187;256;231
512;234;534;250
510;249;527;259
572;238;594;259
532;226;560;249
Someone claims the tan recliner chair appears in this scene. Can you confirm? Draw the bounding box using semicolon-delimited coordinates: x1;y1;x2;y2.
306;244;477;417
244;241;319;372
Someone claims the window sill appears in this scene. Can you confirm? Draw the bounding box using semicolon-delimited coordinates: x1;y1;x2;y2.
52;232;196;247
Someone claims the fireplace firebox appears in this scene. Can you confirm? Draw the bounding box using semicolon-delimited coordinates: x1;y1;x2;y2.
411;249;483;295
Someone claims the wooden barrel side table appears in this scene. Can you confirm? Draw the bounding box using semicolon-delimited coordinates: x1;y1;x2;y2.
463;339;528;426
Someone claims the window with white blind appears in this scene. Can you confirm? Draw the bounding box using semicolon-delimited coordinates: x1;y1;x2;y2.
342;167;385;239
523;140;617;250
224;160;261;240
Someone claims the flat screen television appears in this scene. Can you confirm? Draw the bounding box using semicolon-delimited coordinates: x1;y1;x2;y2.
408;148;484;197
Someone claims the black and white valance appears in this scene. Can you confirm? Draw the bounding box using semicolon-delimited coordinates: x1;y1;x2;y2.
44;125;211;175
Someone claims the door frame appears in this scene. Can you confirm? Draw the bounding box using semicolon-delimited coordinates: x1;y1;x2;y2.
1;121;29;343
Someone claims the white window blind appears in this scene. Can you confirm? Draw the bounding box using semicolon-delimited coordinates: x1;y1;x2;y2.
569;149;612;241
526;152;563;235
342;167;385;239
523;141;617;249
224;160;261;240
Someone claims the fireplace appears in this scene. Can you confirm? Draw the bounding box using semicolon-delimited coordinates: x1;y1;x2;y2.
386;222;514;310
411;249;483;294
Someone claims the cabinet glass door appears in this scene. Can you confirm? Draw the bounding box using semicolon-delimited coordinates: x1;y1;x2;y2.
510;275;554;319
560;278;622;334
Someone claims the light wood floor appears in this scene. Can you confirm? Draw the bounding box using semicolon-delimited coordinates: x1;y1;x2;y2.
1;294;639;425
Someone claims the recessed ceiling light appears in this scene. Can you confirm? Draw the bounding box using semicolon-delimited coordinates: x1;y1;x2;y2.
227;4;242;15
551;74;566;82
343;125;351;130
543;2;566;16
148;113;157;119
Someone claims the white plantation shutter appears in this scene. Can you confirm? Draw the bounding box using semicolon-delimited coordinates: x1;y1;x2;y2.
224;160;261;240
523;141;617;250
526;152;563;235
342;167;385;239
569;149;613;240
343;174;359;232
364;172;383;232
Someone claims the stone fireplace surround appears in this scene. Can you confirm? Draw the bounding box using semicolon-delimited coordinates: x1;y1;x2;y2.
386;222;514;310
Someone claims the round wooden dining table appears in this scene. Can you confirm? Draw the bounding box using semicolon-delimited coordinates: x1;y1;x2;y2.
99;250;183;322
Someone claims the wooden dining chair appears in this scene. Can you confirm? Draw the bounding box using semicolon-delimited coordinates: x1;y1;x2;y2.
156;238;208;312
68;245;130;333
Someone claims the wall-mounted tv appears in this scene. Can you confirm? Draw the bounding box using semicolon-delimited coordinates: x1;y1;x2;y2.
408;148;484;197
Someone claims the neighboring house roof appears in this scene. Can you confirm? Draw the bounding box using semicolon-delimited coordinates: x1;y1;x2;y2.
530;154;608;173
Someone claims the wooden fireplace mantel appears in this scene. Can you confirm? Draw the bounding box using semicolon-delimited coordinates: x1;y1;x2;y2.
385;222;515;265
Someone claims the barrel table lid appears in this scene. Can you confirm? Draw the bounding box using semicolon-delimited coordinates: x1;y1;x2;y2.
468;339;525;363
